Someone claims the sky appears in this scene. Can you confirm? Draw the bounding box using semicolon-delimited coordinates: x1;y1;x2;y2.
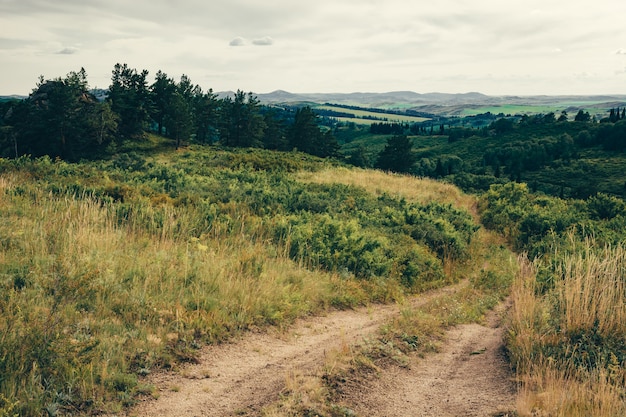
1;0;626;96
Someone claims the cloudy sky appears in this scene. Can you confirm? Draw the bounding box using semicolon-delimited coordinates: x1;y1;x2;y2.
1;0;626;96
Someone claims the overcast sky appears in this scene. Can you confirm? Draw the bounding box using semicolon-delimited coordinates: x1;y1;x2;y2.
2;0;626;96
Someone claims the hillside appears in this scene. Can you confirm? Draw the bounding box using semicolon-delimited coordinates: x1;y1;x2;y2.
255;90;626;117
1;67;625;415
1;139;624;416
0;141;504;415
337;111;626;199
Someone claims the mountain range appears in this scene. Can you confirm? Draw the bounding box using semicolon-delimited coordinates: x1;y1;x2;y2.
4;90;626;114
251;90;626;107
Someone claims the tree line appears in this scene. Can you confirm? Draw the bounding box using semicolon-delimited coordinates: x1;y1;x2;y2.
0;64;339;161
344;104;626;199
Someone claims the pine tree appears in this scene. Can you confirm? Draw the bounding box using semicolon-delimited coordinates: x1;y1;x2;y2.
220;90;265;148
108;63;150;139
288;106;333;155
150;70;176;135
8;68;116;160
375;135;417;173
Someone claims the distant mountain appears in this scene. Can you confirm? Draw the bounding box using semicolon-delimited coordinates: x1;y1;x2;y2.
253;90;626;109
254;90;494;106
0;95;26;101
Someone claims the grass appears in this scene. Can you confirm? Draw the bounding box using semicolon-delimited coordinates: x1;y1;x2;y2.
0;147;484;415
261;183;518;416
296;166;477;217
315;104;429;124
508;241;626;417
3;142;623;416
0;168;364;415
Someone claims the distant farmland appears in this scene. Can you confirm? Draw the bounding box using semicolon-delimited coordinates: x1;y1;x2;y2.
315;104;430;125
460;101;617;119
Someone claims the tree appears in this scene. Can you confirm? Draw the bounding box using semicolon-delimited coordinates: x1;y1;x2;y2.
108;63;150;139
375;135;417;173
543;112;556;123
163;91;193;149
347;145;370;167
289;106;321;153
219;90;265;148
6;68;116;160
262;108;288;150
491;118;514;135
574;109;591;122
161;75;200;148
288;106;339;157
316;130;340;158
87;101;118;148
192;89;220;144
150;70;176;135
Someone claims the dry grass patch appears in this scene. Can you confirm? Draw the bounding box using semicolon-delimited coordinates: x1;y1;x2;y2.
296;166;477;216
508;244;626;417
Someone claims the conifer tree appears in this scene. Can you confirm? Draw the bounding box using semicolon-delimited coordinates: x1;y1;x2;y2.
375;135;417;173
108;63;150;139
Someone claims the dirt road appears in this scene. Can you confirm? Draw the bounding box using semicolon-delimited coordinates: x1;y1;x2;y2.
128;284;516;416
337;301;517;416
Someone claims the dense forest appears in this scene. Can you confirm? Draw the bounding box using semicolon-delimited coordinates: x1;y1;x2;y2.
0;65;339;161
339;107;626;199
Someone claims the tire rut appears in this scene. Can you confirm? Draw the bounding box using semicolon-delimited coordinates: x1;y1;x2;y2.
127;283;465;417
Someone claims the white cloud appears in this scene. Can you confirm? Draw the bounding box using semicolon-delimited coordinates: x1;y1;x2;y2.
252;36;274;46
229;37;246;47
1;0;626;95
56;47;79;55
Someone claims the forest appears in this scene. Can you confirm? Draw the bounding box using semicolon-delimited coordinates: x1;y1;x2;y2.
339;106;626;199
0;65;339;162
0;65;624;416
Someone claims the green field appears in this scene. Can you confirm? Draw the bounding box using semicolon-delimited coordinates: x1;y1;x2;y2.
316;104;430;124
461;102;614;119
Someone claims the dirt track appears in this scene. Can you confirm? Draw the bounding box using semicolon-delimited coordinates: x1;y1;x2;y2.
127;283;516;416
337;301;517;416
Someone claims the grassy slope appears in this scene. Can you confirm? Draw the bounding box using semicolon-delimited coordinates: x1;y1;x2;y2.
339;121;626;198
2;136;623;416
264;170;519;416
0;141;485;416
315;104;429;124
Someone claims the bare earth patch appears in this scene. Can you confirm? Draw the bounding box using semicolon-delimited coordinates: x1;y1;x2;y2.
126;284;516;417
337;301;517;417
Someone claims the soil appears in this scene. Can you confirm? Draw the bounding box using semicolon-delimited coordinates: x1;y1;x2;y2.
337;300;517;417
126;284;517;417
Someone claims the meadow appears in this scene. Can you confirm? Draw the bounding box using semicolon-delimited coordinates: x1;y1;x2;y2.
0;137;624;416
314;104;429;125
0;142;481;416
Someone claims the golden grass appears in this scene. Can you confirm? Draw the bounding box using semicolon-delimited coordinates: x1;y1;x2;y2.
296;166;478;218
262;217;519;415
0;175;362;413
509;247;626;417
517;364;625;417
557;243;625;337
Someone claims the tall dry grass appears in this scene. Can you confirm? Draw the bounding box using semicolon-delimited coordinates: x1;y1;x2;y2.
0;174;355;414
508;242;626;416
296;167;478;217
